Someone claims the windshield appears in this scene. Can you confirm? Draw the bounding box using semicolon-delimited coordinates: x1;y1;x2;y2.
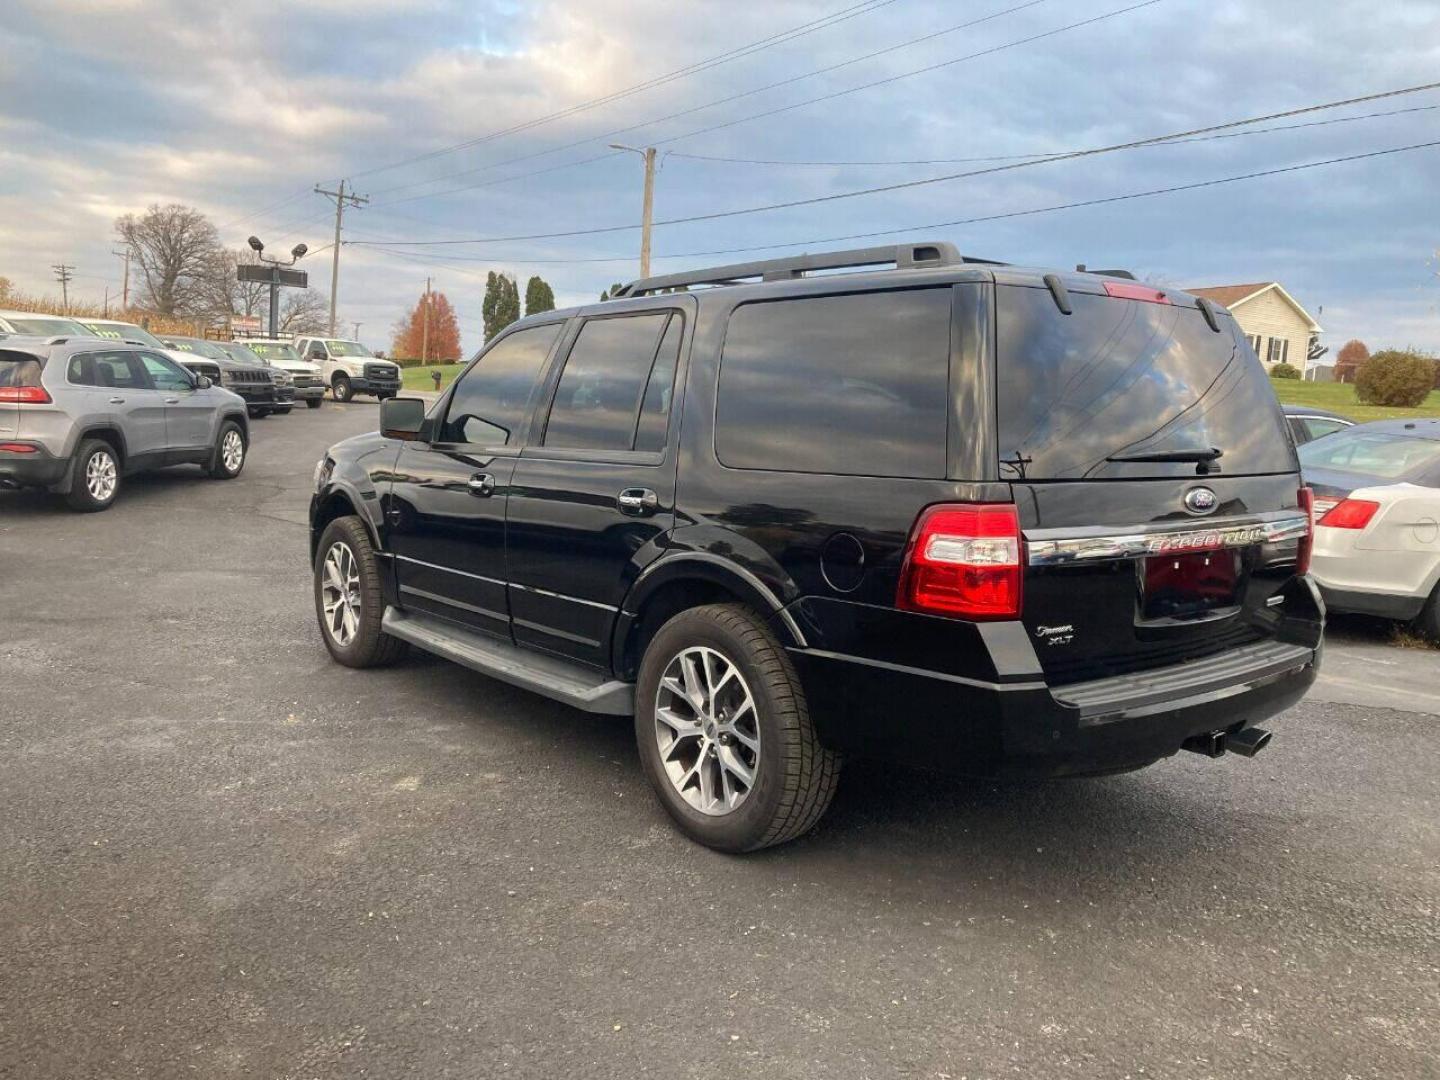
221;342;264;364
169;338;230;360
3;315;94;337
247;342;302;364
1298;429;1440;480
326;339;374;358
80;321;166;349
995;287;1295;480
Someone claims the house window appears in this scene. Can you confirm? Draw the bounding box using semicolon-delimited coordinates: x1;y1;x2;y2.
1247;334;1262;355
1267;337;1289;365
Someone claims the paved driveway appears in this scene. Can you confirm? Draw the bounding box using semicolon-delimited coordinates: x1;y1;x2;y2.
2;405;1435;1079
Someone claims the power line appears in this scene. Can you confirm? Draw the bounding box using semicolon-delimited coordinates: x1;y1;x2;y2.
354;139;1440;268
663;102;1440;166
369;0;1061;204
347;0;904;186
353;83;1440;247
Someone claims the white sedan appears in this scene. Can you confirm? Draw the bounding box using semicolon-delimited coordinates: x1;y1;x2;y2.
1299;418;1440;638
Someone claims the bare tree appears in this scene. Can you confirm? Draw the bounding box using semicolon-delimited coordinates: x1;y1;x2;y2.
114;204;222;315
277;289;329;334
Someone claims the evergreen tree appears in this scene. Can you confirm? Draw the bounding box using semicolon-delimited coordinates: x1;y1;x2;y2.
524;275;556;316
482;271;520;341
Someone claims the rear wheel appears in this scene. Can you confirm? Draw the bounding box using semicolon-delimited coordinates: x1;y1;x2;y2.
65;439;121;512
635;603;840;852
314;516;408;667
305;397;323;410
332;374;354;402
1414;584;1440;642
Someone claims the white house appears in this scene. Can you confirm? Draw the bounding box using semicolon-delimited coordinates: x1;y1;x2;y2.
1187;282;1323;374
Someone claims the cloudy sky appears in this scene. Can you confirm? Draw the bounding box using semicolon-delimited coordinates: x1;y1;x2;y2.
2;0;1437;355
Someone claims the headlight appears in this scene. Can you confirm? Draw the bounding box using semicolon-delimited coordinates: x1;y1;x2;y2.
313;457;333;492
271;368;292;386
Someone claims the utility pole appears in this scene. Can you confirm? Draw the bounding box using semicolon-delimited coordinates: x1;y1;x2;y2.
112;248;130;308
51;264;74;313
421;276;431;365
314;180;369;336
609;144;657;278
352;321;362;340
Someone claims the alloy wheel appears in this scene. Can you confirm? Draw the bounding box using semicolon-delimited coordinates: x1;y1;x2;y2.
321;541;362;647
654;646;761;816
221;430;244;473
86;450;117;503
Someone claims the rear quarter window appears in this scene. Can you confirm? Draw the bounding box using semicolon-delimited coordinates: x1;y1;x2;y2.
715;288;951;478
0;352;43;387
996;286;1295;480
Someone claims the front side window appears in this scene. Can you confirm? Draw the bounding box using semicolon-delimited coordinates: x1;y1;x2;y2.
138;352;193;392
716;288;952;478
543;313;670;452
440;323;563;445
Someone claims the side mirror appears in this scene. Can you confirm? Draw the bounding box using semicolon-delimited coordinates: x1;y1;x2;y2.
380;397;427;441
194;375;212;389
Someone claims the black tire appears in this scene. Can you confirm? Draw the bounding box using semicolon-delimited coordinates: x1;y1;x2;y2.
313;516;409;668
248;407;268;419
64;438;122;512
305;397;323;410
332;374;354;402
274;405;294;416
635;603;841;852
1414;584;1440;643
207;419;247;479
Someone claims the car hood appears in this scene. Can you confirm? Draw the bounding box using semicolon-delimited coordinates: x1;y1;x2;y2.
275;360;321;375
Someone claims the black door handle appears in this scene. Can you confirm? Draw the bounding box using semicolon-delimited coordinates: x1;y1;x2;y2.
467;473;496;498
617;487;659;516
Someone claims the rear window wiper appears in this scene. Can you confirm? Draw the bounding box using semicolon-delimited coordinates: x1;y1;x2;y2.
1107;447;1224;473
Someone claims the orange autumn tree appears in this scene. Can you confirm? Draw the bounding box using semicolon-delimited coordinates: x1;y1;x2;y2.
392;288;461;362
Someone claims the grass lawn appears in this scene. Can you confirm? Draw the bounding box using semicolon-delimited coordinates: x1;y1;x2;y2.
401;363;463;392
1270;379;1440;422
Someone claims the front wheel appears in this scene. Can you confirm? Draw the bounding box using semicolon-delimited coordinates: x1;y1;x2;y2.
208;420;246;479
313;516;409;667
332;374;354;402
635;603;841;852
305;397;323;410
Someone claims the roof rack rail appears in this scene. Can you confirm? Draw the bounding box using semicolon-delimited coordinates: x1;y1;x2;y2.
613;241;1001;298
1074;264;1137;280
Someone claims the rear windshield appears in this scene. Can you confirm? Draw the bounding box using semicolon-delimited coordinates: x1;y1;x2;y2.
1298;429;1440;479
0;353;42;387
326;339;373;357
996;286;1295;480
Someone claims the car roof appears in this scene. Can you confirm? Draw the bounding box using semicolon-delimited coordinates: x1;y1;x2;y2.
1282;405;1353;421
1336;418;1440;440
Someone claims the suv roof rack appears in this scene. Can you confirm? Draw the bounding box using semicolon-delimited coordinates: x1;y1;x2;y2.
1075;264;1137;280
612;241;1003;298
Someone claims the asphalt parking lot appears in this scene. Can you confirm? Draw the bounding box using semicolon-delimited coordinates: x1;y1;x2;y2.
2;404;1437;1079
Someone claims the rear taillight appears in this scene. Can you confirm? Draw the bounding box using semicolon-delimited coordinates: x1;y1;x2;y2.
1102;281;1171;305
0;386;51;404
1296;486;1314;575
897;503;1023;619
0;443;37;453
1318;497;1380;531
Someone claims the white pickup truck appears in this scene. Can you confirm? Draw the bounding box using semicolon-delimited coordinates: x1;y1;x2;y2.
241;339;326;409
293;336;401;402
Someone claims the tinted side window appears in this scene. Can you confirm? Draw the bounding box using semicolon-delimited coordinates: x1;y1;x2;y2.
441;323;562;445
81;351;147;390
543;313;669;451
716;289;951;478
634;315;683;453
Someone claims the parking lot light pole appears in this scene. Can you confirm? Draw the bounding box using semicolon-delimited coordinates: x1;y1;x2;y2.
244;237;309;338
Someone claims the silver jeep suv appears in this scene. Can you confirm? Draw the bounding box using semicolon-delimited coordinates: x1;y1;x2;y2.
0;336;251;511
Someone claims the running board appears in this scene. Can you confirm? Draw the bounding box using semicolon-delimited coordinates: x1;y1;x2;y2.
381;608;634;715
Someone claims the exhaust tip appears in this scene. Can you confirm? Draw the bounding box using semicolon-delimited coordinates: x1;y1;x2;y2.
1226;726;1272;757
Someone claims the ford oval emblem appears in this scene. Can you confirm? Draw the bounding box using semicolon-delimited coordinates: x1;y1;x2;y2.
1184;487;1219;515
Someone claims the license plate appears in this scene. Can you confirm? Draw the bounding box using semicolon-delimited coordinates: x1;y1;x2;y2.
1142;550;1240;619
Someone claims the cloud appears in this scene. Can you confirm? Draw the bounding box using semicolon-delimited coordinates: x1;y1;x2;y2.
1;0;1436;356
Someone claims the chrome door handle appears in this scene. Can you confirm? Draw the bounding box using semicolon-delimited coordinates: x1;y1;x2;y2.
164;397;180;404
108;397;125;404
617;487;659;515
467;473;496;497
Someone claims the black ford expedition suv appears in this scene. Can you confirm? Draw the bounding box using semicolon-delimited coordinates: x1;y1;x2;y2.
310;242;1322;852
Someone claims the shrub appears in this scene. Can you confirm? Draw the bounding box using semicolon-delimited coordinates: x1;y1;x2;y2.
1269;363;1301;380
1355;350;1437;407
